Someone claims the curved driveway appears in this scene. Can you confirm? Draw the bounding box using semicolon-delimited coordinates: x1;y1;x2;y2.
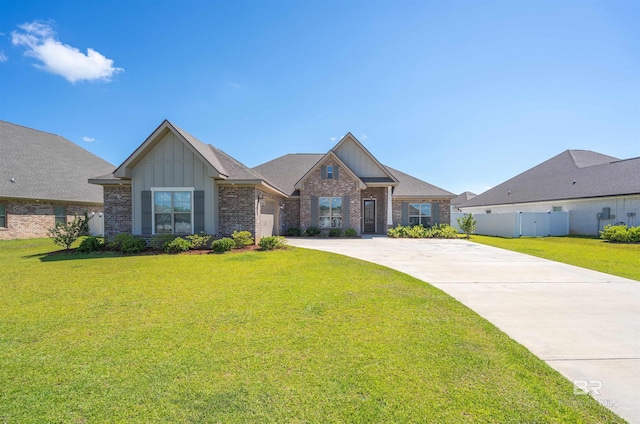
287;237;640;423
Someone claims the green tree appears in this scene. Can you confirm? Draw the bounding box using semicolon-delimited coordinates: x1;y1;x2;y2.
456;213;477;239
48;212;91;250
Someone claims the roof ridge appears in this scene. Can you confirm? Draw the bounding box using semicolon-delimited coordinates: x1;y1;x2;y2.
0;120;66;139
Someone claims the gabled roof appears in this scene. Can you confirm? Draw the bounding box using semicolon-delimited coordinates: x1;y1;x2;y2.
293;151;367;190
332;132;399;184
253;154;323;196
102;120;286;196
463;150;640;208
113;120;228;179
253;154;455;199
0;120;114;204
451;191;477;207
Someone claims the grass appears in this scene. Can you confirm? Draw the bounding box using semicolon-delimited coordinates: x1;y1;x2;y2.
0;238;624;423
469;235;640;281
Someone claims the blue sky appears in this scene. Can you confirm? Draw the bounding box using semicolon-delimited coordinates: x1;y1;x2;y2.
1;0;638;195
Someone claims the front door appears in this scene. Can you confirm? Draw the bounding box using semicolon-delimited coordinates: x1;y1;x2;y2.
363;199;376;233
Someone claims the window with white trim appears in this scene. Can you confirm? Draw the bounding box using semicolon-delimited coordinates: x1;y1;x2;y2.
409;203;431;226
153;191;193;234
0;204;6;228
54;206;66;226
319;197;342;228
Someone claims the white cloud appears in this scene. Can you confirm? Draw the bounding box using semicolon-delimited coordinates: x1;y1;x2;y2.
329;136;337;141
360;133;369;140
82;136;96;142
11;20;123;83
0;50;7;63
228;82;241;88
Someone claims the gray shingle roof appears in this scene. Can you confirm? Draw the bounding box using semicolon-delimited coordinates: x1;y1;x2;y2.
384;166;455;198
1;120;114;204
253;154;324;196
451;191;477;207
253;154;455;198
464;150;640;208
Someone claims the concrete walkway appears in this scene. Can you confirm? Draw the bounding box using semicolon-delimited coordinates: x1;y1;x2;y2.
287;237;640;423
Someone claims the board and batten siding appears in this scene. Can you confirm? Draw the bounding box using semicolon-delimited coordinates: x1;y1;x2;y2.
130;131;217;234
334;138;387;177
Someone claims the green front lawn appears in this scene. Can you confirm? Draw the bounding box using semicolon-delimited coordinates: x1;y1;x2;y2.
0;239;623;423
470;235;640;281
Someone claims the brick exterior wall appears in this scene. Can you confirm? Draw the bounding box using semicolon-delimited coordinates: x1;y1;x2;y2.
299;158;361;234
0;200;103;240
103;185;132;237
218;186;258;238
392;198;451;226
283;198;300;232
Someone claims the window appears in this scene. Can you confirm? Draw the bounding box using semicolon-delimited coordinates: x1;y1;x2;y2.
54;206;66;225
485;209;492;214
326;166;334;179
0;204;6;228
153;191;192;234
553;206;562;212
319;197;342;228
409;203;431;226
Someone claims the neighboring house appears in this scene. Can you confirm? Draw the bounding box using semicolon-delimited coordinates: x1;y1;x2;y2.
450;191;476;213
90;120;454;240
0;120;114;239
458;150;640;235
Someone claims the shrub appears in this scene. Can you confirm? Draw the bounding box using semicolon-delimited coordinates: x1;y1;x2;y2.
457;214;477;238
258;236;288;250
328;228;342;237
601;224;640;243
108;233;147;254
427;224;459;239
232;230;254;248
286;227;302;236
212;237;235;253
149;234;178;251
165;237;192;253
344;228;357;237
387;224;458;239
48;212;91;250
77;236;104;253
305;226;321;237
186;233;212;250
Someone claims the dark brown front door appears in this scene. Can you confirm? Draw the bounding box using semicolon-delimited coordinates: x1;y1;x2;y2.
363;200;376;233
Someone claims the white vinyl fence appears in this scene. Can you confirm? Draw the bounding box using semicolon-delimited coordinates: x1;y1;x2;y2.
451;212;569;238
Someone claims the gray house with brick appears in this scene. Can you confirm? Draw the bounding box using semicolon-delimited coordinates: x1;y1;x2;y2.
0;120;114;240
91;120;454;240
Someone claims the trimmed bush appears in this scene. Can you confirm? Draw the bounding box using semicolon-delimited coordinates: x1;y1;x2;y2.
232;230;254;248
387;224;458;239
77;236;104;253
344;228;357;237
165;237;192;253
258;236;288;250
329;228;342;237
212;237;235;253
149;234;178;251
305;226;321;237
286;227;302;236
600;224;640;243
108;233;147;254
186;233;212;250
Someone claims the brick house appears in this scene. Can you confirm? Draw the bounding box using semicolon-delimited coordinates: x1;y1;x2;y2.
0;120;114;240
91;120;454;240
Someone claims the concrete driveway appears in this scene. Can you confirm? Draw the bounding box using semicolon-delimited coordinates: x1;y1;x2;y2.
287;237;640;423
